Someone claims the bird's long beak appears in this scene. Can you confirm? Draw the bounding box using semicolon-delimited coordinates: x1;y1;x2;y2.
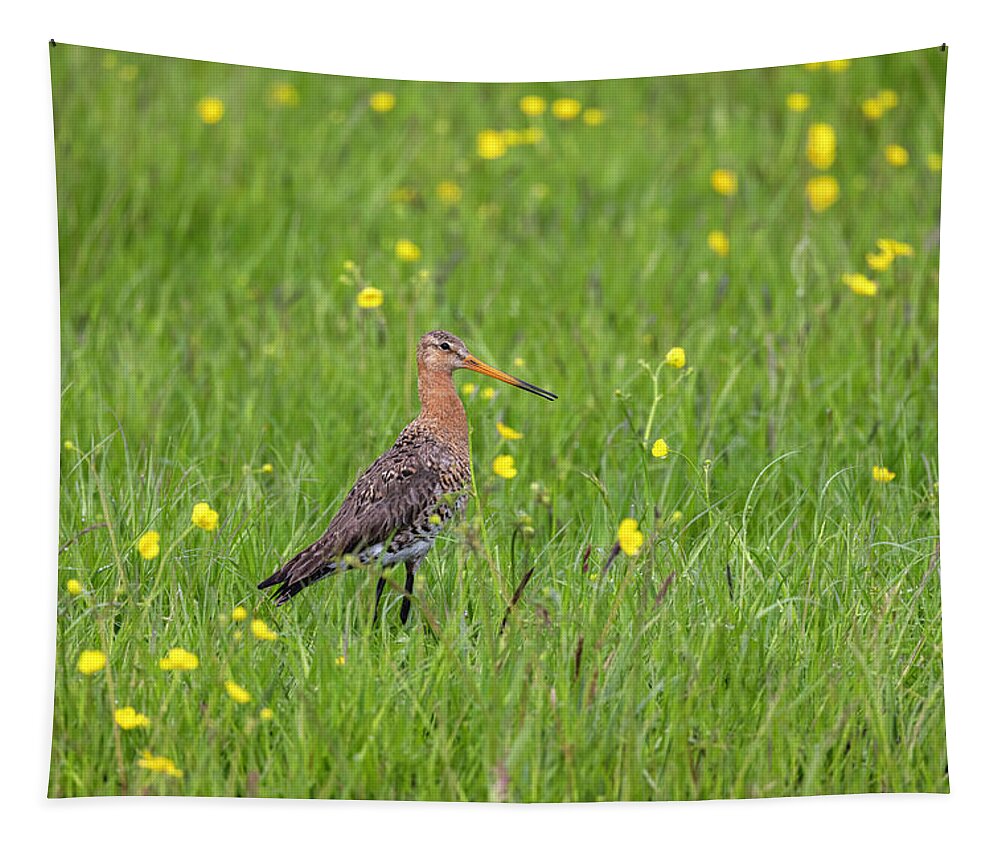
463;355;557;401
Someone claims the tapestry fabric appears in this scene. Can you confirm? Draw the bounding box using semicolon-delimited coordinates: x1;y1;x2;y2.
49;43;947;801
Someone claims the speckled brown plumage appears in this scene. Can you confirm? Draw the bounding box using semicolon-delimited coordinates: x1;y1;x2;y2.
258;330;556;623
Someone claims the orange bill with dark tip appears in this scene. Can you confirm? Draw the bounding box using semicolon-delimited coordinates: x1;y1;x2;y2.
463;356;557;401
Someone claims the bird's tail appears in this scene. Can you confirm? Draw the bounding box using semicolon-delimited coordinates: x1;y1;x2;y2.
258;540;337;605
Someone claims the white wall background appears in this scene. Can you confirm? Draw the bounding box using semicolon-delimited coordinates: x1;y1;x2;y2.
3;2;996;848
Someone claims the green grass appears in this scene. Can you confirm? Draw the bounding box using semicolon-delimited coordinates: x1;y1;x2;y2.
50;43;947;800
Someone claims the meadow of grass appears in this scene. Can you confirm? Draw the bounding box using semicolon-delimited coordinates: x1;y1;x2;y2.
50;44;946;800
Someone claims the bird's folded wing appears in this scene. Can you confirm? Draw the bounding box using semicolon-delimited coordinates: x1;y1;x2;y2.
327;464;445;556
273;465;445;591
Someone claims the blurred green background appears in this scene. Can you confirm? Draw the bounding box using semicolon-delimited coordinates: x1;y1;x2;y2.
51;44;946;800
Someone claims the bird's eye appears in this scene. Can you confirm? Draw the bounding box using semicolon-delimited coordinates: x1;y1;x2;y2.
440;342;451;351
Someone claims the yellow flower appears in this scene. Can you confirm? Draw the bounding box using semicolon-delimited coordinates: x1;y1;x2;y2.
191;502;219;532
519;95;546;117
873;465;897;483
651;439;669;458
395;238;421;262
233;630;243;641
268;82;300;107
231;605;248;623
502;128;522;146
826;59;851;72
251;618;278;641
493;455;518;479
551;98;581;120
582;107;606;126
707;230;729;257
477;129;507;160
261;463;274;474
356;286;384;309
513;357;526;368
390;186;417;204
137;531;160;560
520;128;545;144
866;251;893;272
63;440;76;451
225;681;252;704
803;62;824;71
885;144;909;167
158;648;199;672
115;706;151;730
877;238;914;258
877;90;899;109
66;579;83;596
843;273;878;297
617;519;644;557
77;650;106;675
481;387;496;400
496;422;524;440
806;175;840;213
710;169;737;197
786;92;810;112
926;153;943;172
461;383;476;396
197;97;224;125
861;98;885;120
807;122;837;169
138;750;183;779
670;510;683;524
436;180;462;204
259;707;274;721
369;91;396;113
335;655;346;666
665;347;686;369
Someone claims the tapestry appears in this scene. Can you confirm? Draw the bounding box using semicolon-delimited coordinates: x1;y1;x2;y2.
49;44;948;800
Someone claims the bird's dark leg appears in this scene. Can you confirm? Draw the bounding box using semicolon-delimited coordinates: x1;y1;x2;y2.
400;562;416;624
372;574;387;626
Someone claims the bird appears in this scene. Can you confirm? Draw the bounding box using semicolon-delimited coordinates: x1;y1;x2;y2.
257;330;557;624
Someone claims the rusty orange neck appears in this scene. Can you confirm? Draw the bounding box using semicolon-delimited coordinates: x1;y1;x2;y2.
417;363;469;447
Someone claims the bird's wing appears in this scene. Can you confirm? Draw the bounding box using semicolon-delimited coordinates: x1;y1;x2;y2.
258;441;450;601
325;455;445;555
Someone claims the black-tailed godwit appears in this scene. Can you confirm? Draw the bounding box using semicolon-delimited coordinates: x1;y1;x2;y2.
257;330;556;623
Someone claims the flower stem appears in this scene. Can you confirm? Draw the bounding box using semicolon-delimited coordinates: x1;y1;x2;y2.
97;617;127;794
639;359;664;448
147;524;196;603
88;451;127;598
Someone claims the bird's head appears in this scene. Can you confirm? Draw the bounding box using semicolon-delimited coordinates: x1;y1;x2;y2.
417;330;556;400
418;330;470;372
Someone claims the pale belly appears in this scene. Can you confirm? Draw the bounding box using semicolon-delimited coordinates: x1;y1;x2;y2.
355;537;434;567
